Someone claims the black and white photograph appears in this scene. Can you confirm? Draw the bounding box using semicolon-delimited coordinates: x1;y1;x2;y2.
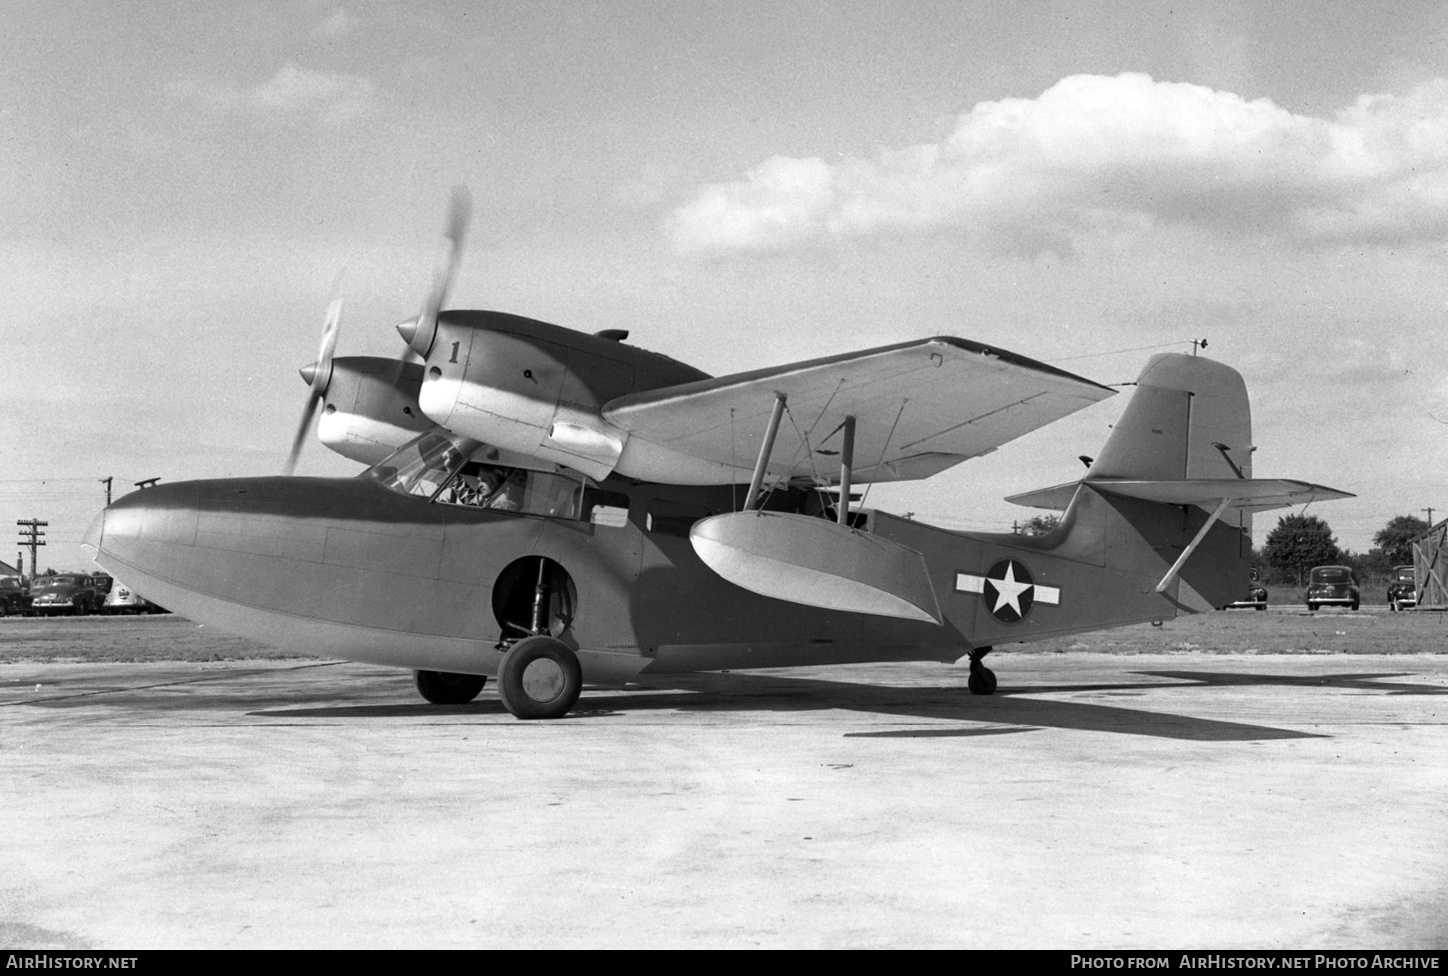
3;0;1447;953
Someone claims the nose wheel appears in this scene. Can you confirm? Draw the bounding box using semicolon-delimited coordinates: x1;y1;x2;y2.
967;646;996;695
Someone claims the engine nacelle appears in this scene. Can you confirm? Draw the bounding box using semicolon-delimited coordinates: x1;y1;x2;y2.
412;312;710;482
316;357;438;466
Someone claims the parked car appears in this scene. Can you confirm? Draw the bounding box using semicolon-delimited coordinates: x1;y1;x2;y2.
104;579;162;614
1225;568;1268;610
1387;564;1418;611
28;573;106;616
0;576;31;616
1305;565;1360;611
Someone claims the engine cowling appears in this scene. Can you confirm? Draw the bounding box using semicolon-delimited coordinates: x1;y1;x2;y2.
405;312;709;482
313;357;437;466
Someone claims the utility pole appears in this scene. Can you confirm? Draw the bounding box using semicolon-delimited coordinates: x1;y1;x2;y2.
101;477;113;506
16;520;47;582
1423;507;1436;527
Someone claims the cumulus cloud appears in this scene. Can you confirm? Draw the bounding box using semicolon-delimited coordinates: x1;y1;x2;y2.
668;73;1448;254
167;62;376;127
314;6;353;37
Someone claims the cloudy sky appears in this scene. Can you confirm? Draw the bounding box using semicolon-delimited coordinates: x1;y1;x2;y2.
6;0;1448;571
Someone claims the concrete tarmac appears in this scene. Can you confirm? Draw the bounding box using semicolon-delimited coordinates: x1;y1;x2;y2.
2;653;1446;949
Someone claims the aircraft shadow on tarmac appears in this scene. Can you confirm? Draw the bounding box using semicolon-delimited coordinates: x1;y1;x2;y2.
20;665;1440;741
246;668;1382;741
1136;670;1448;697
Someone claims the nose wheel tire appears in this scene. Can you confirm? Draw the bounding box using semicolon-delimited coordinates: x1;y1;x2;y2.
414;670;487;705
497;636;582;720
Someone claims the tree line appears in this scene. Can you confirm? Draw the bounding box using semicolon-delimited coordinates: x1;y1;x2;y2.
1009;509;1432;588
1257;513;1433;586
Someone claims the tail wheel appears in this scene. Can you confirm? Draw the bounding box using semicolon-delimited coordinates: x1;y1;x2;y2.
967;645;997;696
497;636;581;720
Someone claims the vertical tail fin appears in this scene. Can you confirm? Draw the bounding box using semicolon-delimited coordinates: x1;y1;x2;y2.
1087;353;1252;483
1005;353;1351;615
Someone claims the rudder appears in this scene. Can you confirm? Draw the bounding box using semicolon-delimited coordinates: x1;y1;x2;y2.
1087;353;1252;483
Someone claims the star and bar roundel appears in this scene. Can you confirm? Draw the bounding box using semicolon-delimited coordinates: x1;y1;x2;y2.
954;559;1061;623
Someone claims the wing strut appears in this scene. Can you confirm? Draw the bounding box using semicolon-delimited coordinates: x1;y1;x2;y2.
745;393;787;510
837;415;855;525
1154;497;1232;594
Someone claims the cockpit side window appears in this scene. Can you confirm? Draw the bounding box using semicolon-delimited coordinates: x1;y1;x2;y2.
438;465;584;518
583;488;631;527
363;432;587;520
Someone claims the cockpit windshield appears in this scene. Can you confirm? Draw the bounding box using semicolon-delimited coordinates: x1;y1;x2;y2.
360;431;585;520
361;430;482;499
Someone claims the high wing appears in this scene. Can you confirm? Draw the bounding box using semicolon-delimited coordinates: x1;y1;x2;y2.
602;337;1115;485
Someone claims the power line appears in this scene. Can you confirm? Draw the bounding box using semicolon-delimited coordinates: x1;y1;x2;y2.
0;477;107;484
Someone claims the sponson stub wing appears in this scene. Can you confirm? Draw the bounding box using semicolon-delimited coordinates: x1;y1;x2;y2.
604;337;1115;485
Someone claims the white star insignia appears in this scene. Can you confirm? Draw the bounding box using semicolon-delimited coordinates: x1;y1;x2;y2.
954;563;1061;620
989;562;1033;617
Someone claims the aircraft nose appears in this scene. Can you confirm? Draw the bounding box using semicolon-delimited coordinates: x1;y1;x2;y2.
87;482;201;571
81;509;105;559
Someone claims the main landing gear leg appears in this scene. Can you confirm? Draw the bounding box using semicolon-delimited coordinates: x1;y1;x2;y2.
967;646;997;696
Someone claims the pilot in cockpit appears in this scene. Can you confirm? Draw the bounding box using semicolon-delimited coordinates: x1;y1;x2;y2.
446;464;524;511
486;469;525;511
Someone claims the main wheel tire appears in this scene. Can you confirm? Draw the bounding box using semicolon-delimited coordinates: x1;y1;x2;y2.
414;670;486;705
497;636;582;720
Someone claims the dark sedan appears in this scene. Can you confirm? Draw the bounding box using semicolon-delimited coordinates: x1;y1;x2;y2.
0;576;30;616
1305;565;1359;611
1226;568;1268;610
1387;564;1418;611
29;574;106;616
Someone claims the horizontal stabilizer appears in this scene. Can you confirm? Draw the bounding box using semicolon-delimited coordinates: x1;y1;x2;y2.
1091;478;1354;511
690;512;942;624
1008;478;1354;513
1005;481;1079;511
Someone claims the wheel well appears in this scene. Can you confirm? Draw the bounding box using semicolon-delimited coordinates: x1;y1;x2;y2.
491;556;577;643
